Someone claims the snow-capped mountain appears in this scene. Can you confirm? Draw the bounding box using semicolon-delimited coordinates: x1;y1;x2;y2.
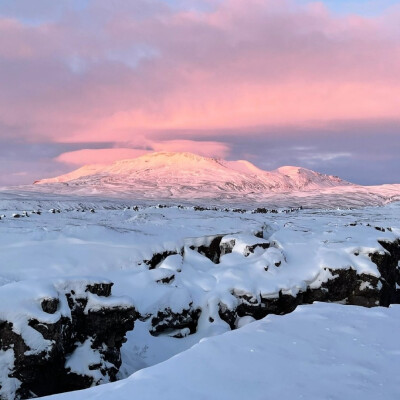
35;151;349;193
27;151;400;207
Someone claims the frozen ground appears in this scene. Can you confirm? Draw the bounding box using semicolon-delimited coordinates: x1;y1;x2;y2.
0;191;399;399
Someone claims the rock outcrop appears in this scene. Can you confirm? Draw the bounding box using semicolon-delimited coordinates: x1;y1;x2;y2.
0;279;136;400
219;240;400;328
150;305;201;337
140;232;400;334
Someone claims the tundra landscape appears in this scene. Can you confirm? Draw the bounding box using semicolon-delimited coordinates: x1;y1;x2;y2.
0;0;399;399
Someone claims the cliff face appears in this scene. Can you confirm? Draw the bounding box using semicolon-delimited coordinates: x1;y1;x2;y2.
0;279;136;399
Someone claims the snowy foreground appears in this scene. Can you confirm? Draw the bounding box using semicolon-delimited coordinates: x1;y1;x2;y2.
45;303;400;400
0;192;399;399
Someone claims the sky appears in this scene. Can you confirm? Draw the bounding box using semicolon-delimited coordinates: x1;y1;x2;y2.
0;0;399;186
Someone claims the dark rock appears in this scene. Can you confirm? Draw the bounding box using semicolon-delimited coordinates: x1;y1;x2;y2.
41;298;60;314
232;291;302;321
190;235;224;264
304;268;358;303
370;240;400;305
156;274;175;284
0;320;29;355
144;250;180;269
232;208;246;213
254;230;264;238
220;239;236;257
218;302;237;330
244;242;270;257
192;232;270;263
85;282;113;297
150;305;201;336
253;207;268;214
348;274;381;307
0;281;136;400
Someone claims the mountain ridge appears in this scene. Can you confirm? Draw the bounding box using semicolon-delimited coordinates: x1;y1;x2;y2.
34;152;351;195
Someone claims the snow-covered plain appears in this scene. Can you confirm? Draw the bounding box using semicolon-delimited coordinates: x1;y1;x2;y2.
0;186;399;399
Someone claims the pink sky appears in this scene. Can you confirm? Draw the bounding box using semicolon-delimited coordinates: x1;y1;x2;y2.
0;0;399;184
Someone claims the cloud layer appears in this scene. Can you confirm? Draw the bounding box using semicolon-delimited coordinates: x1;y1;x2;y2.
0;0;399;184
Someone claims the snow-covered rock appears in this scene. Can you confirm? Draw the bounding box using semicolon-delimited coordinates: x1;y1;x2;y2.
0;279;136;399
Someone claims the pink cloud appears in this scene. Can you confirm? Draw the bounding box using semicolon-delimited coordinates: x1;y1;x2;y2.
55;140;229;166
55;148;148;165
150;140;230;158
0;0;400;145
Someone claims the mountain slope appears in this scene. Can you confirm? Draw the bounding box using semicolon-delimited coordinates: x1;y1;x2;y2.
35;152;350;195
